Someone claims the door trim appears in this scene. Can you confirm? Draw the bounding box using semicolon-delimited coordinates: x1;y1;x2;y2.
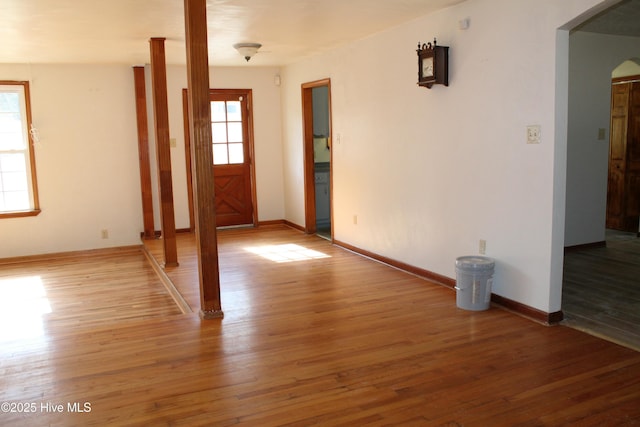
301;79;332;235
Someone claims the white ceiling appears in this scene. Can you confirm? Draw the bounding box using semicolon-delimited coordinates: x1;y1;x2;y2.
0;0;637;67
577;0;640;37
0;0;467;66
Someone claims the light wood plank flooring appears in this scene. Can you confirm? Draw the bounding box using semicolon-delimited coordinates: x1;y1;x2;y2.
563;231;640;351
0;246;182;333
1;225;639;426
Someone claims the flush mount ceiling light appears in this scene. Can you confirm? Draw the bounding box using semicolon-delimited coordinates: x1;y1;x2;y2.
233;42;262;62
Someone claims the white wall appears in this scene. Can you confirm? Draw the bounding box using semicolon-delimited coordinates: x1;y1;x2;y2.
0;64;142;258
565;32;640;246
280;0;606;313
612;58;640;78
0;64;285;258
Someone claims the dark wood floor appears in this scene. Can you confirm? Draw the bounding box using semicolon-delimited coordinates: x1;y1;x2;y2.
563;231;640;351
1;225;640;425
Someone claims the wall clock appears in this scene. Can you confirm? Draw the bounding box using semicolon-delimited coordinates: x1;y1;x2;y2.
417;39;449;89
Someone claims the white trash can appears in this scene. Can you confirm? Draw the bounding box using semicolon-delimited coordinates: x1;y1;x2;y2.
455;256;495;311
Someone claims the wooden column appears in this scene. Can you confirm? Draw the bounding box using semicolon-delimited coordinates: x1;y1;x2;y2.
184;0;223;318
149;38;178;267
132;66;156;240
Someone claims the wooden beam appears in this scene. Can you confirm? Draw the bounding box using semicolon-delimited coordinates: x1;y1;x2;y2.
184;0;223;318
149;38;178;267
132;66;156;240
182;89;196;233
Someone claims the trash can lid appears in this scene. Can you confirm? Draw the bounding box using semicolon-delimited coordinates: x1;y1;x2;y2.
455;256;495;270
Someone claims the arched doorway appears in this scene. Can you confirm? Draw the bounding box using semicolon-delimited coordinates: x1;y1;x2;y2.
561;2;640;350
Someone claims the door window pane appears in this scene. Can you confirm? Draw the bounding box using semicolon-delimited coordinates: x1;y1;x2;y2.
209;98;245;165
212;122;227;143
228;143;244;164
212;144;228;165
227;122;243;143
226;101;241;121
211;101;226;122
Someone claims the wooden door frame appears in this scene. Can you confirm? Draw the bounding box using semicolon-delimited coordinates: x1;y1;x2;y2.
182;88;258;230
302;79;332;235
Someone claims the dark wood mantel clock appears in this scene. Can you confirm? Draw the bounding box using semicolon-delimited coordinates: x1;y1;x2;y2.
417;39;449;89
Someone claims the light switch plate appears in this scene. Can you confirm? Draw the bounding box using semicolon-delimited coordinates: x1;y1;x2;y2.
598;128;606;140
527;125;541;144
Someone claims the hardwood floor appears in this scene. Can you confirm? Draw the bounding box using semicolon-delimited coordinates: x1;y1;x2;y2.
1;225;640;426
0;246;182;333
563;231;640;351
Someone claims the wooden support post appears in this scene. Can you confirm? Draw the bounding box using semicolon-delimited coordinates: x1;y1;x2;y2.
149;38;178;267
184;0;223;318
132;66;156;240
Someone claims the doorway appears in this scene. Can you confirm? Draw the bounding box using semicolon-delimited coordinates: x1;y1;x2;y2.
562;2;640;348
182;88;258;230
563;69;640;350
605;75;640;232
302;79;332;239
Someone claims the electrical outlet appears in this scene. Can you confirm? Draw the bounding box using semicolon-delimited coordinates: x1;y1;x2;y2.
101;229;109;239
526;125;541;144
353;215;358;225
479;239;486;254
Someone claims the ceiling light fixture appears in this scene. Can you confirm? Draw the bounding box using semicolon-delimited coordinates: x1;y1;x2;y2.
233;42;262;62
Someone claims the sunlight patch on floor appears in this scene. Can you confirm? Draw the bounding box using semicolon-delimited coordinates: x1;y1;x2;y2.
244;243;331;263
0;275;51;342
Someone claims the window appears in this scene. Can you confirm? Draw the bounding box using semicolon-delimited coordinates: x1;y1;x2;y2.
0;81;40;217
211;99;244;165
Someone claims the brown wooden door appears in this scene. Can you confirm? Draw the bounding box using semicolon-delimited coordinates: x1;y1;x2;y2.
629;81;640;227
606;83;630;229
183;89;256;229
606;78;640;231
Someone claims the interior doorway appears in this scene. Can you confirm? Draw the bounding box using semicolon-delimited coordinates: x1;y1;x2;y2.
563;67;640;350
562;0;640;349
301;79;332;239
